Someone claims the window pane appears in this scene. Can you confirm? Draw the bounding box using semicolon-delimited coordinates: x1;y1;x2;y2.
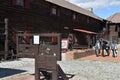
16;0;24;6
73;14;76;20
52;8;56;15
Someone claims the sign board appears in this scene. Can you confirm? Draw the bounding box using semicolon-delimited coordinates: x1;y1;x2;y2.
61;38;69;50
33;35;40;44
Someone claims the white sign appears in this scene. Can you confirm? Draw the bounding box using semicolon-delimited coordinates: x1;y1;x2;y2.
33;35;40;44
61;39;68;50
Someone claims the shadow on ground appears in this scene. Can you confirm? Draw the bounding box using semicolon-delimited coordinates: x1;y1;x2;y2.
0;68;26;78
66;74;75;79
31;73;75;80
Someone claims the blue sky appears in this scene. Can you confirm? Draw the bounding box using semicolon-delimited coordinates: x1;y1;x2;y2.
66;0;120;19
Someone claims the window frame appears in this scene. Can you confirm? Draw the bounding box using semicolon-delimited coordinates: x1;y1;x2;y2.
51;6;57;15
50;5;60;16
16;0;25;7
12;0;30;9
72;12;78;21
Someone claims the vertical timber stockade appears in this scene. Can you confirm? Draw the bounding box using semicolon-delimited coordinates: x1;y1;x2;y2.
0;18;9;60
16;33;69;80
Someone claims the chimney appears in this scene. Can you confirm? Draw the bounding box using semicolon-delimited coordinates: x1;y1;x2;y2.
87;8;93;13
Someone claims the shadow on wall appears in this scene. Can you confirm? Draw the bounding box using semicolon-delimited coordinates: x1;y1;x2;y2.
0;68;26;78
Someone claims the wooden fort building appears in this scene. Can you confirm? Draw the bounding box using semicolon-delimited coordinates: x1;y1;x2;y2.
0;0;105;54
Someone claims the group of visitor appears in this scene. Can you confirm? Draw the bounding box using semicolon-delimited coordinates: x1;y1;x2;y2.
94;38;117;57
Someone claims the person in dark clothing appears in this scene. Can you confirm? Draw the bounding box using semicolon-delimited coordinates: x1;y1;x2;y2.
111;40;117;57
103;40;110;56
68;34;73;51
94;40;101;57
99;38;104;56
100;38;110;57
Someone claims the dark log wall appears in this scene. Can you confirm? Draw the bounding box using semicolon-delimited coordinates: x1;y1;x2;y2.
0;0;103;45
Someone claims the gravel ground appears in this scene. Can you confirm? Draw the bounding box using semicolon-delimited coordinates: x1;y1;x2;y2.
0;58;120;80
58;60;120;80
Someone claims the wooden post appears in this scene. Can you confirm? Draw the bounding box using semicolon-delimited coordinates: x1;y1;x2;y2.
4;18;8;60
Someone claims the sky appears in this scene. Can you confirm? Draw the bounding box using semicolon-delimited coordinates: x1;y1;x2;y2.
65;0;120;19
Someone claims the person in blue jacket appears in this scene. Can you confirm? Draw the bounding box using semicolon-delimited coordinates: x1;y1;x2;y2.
111;40;117;57
94;40;101;57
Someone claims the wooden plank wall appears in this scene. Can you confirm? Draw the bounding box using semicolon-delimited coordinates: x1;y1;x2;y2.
0;0;103;46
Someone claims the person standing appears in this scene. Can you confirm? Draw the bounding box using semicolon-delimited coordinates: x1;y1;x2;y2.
102;40;110;56
111;40;117;57
94;40;101;57
100;38;110;57
68;33;73;51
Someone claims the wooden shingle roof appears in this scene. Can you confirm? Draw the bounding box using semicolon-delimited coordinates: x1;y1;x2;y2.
46;0;103;21
107;13;120;23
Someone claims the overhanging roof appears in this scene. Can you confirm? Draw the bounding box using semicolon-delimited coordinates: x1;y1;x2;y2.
46;0;103;21
74;29;97;34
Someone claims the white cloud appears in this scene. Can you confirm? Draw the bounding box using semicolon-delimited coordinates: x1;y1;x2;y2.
110;1;120;6
66;0;120;9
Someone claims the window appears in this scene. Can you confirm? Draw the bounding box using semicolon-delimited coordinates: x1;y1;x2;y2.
115;25;120;32
50;5;60;16
73;13;76;20
12;0;30;9
52;6;57;15
72;13;77;20
16;0;24;7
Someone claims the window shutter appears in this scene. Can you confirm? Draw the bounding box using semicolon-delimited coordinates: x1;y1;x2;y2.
49;5;52;15
25;0;30;9
49;4;53;15
57;7;60;16
12;0;16;5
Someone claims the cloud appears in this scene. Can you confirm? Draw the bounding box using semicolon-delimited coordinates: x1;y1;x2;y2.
110;1;120;6
66;0;120;9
